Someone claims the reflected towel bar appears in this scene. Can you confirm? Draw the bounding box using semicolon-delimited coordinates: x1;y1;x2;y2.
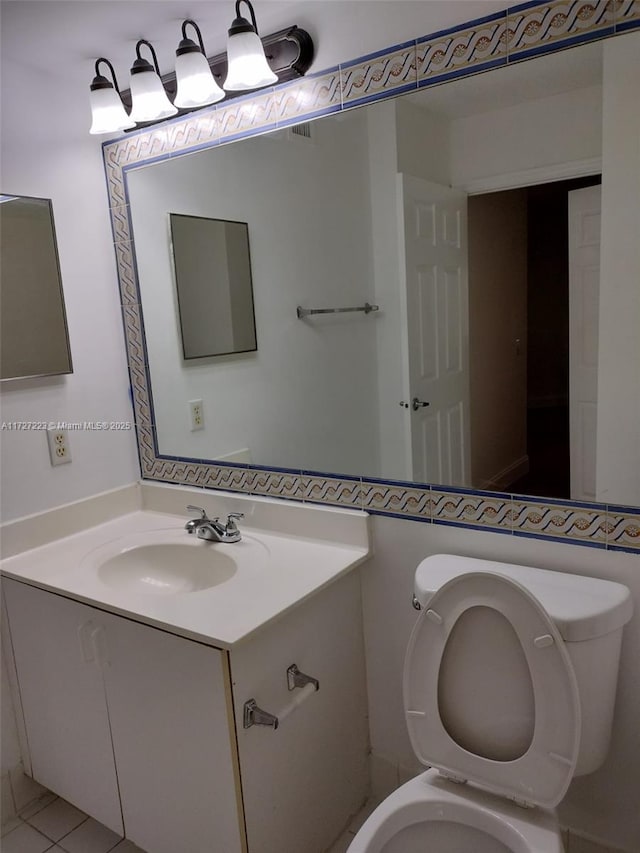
296;302;379;319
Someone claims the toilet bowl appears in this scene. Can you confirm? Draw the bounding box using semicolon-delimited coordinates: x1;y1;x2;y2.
348;555;633;853
347;769;563;853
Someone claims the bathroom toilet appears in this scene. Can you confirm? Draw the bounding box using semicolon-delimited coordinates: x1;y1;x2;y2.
348;555;633;853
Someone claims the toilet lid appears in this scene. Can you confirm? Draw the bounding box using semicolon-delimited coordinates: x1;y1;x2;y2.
403;571;581;809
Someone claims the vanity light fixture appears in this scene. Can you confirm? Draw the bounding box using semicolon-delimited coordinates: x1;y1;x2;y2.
89;58;135;135
174;19;225;108
129;39;178;123
90;13;313;135
223;0;278;91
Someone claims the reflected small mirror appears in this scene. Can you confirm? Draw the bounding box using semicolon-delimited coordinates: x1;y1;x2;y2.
169;213;257;360
0;194;73;381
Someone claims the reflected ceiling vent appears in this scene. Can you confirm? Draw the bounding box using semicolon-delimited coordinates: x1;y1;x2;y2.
289;121;314;142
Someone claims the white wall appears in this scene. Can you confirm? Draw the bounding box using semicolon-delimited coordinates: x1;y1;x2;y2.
395;99;451;186
450;85;602;189
367;101;411;481
468;190;528;490
128;113;380;475
596;33;640;507
0;65;139;523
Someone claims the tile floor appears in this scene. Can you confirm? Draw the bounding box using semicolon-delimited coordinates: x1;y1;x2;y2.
2;792;626;853
325;798;379;853
1;794;144;853
1;790;377;853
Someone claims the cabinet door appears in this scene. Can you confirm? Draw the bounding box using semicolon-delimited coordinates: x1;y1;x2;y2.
2;580;123;833
98;611;244;853
232;571;369;853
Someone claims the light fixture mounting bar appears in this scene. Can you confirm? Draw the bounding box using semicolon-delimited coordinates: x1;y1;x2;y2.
118;25;313;126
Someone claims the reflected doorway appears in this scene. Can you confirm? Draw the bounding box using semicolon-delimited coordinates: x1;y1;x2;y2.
468;175;601;500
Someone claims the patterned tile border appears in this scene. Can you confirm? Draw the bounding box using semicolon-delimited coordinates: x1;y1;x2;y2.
340;41;418;108
113;241;137;305
361;480;431;520
506;0;614;62
614;0;640;31
102;2;639;554
510;497;609;546
417;11;508;88
249;468;303;501
274;68;342;126
303;474;363;508
431;488;513;533
217;89;278;143
605;505;640;551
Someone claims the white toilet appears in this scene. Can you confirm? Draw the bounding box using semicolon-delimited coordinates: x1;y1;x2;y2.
348;554;633;853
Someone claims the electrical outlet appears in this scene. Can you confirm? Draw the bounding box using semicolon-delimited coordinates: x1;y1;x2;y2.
46;429;72;466
189;399;204;431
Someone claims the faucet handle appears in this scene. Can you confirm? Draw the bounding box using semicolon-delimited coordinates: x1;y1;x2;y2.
186;505;207;519
225;512;244;534
185;505;213;534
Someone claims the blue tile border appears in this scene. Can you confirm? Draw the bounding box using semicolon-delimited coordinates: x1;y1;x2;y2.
616;18;640;31
339;83;419;111
607;543;640;554
505;26;614;63
512;530;607;548
436;518;516;536
275;103;342;129
102;1;639;555
417;57;508;89
339;38;418;71
419;8;510;42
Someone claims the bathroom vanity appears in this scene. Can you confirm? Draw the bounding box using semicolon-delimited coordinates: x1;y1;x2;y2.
1;494;371;853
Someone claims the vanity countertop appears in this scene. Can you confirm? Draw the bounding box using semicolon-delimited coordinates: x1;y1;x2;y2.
0;508;370;649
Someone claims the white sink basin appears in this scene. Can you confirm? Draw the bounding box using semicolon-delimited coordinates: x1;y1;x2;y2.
82;529;269;596
2;506;370;647
98;543;237;594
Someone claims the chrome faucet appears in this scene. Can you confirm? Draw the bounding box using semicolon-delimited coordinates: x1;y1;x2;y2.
185;505;244;543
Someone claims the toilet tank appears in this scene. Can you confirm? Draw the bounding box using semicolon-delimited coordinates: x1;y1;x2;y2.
414;555;634;777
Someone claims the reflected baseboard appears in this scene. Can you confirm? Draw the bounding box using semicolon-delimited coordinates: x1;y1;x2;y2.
476;455;529;493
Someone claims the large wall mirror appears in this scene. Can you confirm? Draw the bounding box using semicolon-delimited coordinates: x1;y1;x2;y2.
0;195;73;381
126;37;621;505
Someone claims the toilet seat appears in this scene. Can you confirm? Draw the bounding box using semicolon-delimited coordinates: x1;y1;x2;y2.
346;770;564;853
404;572;581;809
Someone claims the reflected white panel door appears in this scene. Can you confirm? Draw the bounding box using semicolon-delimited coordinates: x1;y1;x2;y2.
399;175;470;485
569;185;601;501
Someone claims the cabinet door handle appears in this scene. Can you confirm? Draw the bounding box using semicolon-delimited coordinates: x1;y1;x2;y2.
77;621;96;663
90;626;110;667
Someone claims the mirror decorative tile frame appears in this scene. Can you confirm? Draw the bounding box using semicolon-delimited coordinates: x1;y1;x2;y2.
103;0;640;553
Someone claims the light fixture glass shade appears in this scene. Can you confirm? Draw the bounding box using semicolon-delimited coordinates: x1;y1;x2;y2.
223;30;278;91
89;84;135;134
175;51;225;108
129;69;178;122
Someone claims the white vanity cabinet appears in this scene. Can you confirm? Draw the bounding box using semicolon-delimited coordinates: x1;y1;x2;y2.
231;567;369;853
3;560;369;853
2;579;244;853
3;580;123;833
